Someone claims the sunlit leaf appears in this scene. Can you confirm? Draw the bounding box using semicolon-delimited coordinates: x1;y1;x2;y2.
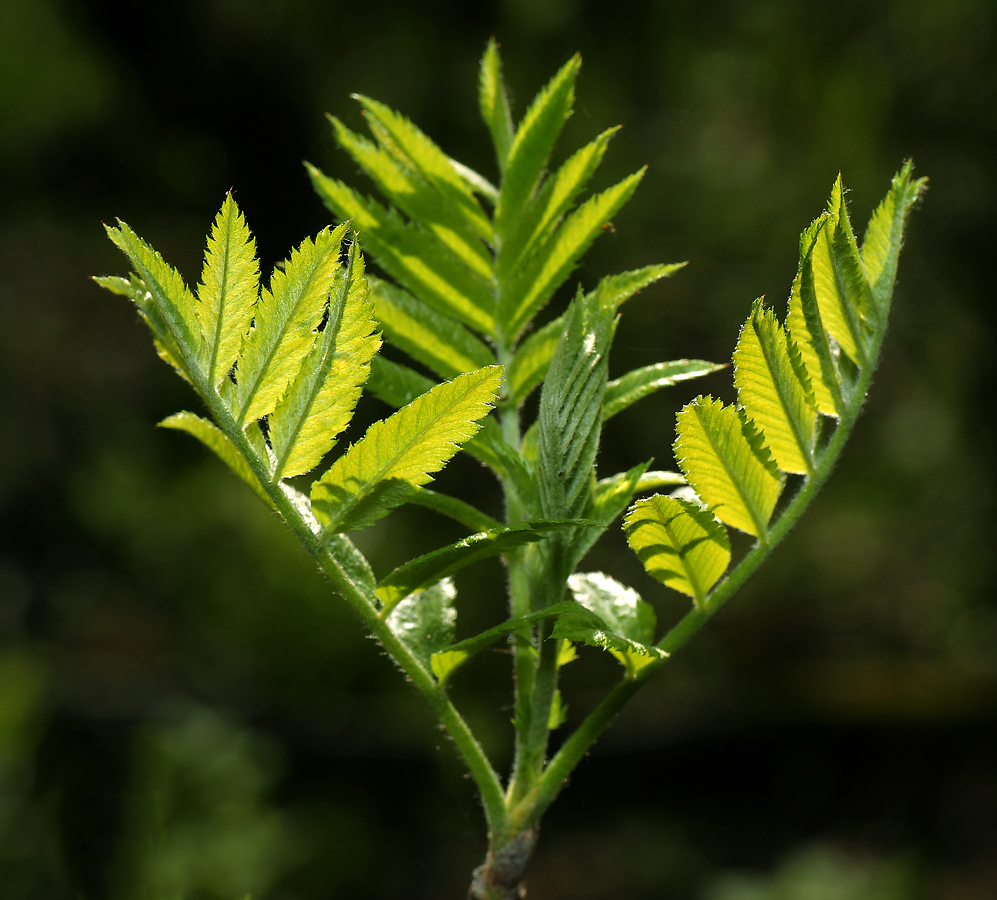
479;38;515;173
624;494;730;607
733;299;817;475
674;396;783;538
603;359;724;421
386;579;457;674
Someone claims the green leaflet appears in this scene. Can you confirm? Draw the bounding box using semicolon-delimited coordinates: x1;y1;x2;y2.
786;216;844;417
331;116;493;280
732;299;817;475
386;579;457;675
624;495;730;607
104;222;205;381
557;572;666;676
311;367;503;533
502;170;646;338
369;279;495;380
809;177;872;366
324;533;377;598
267;243;381;480
505;316;564;406
376;521;575;616
307;166;497;336
498;126;619;279
861;162;926;313
674;396;783;539
537;290;613;521
587;263;686;314
494;53;580;240
231;223;349;424
365;356;436;408
197;194;260;387
603;359;725;421
479;38;515;174
430;601;578;685
353;95;493;244
159;412;273;507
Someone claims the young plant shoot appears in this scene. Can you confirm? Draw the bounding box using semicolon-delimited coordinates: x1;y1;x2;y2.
97;39;924;900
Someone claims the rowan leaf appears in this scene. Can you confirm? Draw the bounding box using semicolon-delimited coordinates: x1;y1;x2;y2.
505;316;564;406
624;494;730;607
231;223;349;424
197;194;259;386
556;572;666;676
674;396;783;539
311;367;503;533
586;263;686;314
365;356;436;408
407;488;501;533
733;299;817;475
603;359;725;421
369;279;495;380
267;241;380;480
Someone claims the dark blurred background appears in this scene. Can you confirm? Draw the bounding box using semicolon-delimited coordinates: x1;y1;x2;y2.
0;0;994;897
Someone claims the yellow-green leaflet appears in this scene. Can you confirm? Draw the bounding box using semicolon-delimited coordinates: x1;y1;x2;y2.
104;222;204;380
311;366;503;533
624;495;730;607
196;194;259;387
267;243;381;480
159;412;273;508
733;299;817;475
674;396;783;539
231;223;350;424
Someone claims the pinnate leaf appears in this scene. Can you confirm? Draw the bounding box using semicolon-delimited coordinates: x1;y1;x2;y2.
624;494;730;607
311;366;503;533
479;38;515;173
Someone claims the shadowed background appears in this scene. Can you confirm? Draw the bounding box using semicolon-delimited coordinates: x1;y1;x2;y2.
0;0;994;897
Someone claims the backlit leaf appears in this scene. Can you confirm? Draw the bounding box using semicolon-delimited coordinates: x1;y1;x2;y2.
624;494;730;607
479;38;515;173
603;359;724;421
674;396;783;538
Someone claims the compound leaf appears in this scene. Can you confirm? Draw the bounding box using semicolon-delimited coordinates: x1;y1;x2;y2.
311;366;503;533
505;315;565;406
197;194;259;387
586;263;686;314
733;299;817;475
674;396;783;539
365;355;436;409
624;494;730;607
